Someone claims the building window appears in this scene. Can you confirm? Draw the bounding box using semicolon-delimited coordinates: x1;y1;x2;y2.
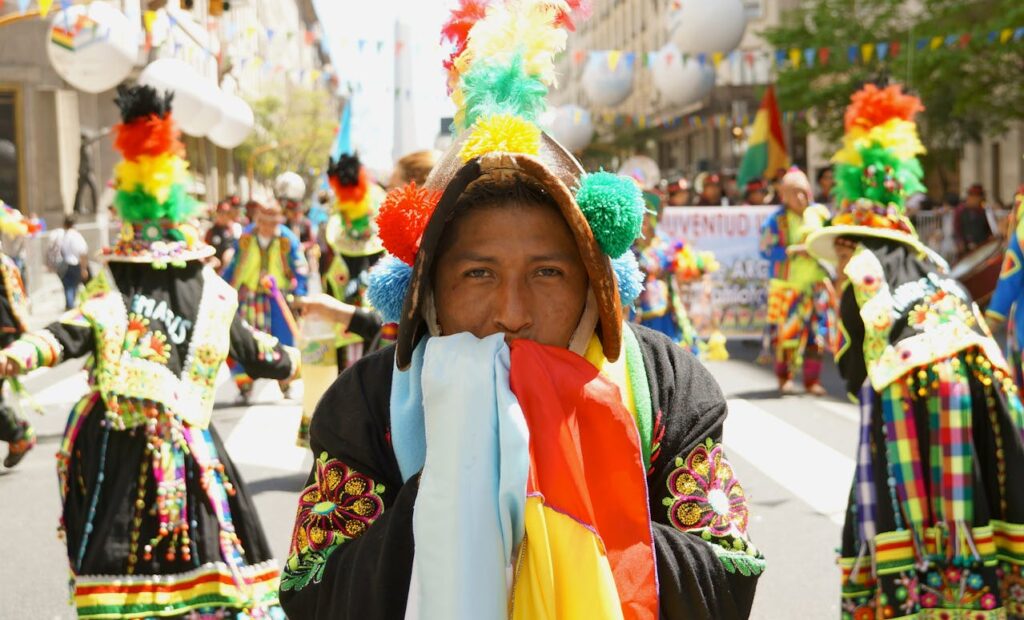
0;89;22;211
744;0;764;19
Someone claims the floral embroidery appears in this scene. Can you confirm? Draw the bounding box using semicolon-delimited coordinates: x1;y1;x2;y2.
908;289;975;332
663;437;764;575
282;453;385;591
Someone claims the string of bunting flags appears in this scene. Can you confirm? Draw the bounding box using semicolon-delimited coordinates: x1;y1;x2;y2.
598;109;807;132
571;23;1024;72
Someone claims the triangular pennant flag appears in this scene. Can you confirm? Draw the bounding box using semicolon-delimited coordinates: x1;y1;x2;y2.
788;48;801;68
697;52;707;66
876;42;889;61
916;38;928;50
357;39;366;52
607;50;622;71
39;0;54;17
376;40;385;53
988;31;998;44
959;33;971;48
573;49;587;66
1000;28;1013;44
944;34;958;47
143;10;158;34
745;52;755;68
729;51;739;66
775;49;786;67
646;51;655;67
847;45;858;63
818;47;830;65
712;51;724;68
861;43;874;63
626;52;637;69
266;28;276;41
930;36;943;50
17;0;29;11
803;48;816;68
1014;27;1024;41
890;41;901;58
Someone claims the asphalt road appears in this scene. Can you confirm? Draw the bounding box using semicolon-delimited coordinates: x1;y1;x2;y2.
0;335;859;620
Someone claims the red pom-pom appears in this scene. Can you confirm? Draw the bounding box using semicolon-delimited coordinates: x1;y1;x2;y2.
377;182;443;265
552;0;591;31
844;84;924;133
329;168;368;204
114;113;182;161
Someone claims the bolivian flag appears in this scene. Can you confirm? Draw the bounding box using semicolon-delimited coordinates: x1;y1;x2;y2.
738;86;789;188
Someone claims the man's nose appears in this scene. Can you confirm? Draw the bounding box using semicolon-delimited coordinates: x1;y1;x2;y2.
493;280;532;335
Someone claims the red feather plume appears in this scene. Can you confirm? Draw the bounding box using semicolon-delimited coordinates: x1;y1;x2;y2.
552;0;592;31
114;114;182;162
844;84;925;133
441;0;490;74
377;182;443;265
329;168;369;205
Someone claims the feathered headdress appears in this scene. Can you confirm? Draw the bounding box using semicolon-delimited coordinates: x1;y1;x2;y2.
370;0;644;350
807;83;940;265
104;84;211;266
0;201;31;238
325;152;386;257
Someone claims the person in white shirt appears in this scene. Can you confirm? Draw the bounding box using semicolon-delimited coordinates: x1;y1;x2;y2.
54;215;89;309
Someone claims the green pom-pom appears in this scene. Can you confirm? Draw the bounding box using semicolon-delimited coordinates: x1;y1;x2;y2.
459;53;548;131
835;143;924;208
575;171;645;258
114;183;197;223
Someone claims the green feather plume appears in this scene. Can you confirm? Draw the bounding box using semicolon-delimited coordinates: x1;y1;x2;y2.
835;143;924;208
459;53;548;131
115;183;197;224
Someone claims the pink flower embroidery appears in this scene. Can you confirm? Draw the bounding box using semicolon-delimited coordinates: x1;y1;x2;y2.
665;438;748;537
290;453;384;555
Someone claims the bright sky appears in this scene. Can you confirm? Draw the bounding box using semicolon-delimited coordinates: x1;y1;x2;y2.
312;0;458;174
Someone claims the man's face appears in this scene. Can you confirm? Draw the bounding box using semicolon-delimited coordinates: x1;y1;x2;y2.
967;194;983;208
748;190;766;205
256;209;283;236
704;183;722;201
668;190;690;206
434;203;589;349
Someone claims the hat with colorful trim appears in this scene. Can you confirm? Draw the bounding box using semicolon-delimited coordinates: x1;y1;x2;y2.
807;84;944;266
325;152;386;257
104;84;212;266
366;0;645;370
0;201;31;238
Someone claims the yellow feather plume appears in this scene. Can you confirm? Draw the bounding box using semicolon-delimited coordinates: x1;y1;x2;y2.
336;191;374;222
832;119;925;166
453;0;566;88
115;154;189;204
459;113;542;162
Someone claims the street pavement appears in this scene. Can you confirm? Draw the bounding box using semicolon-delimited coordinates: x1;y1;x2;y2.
0;292;858;619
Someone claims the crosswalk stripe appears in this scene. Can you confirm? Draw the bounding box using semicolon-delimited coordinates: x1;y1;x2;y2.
725;398;854;525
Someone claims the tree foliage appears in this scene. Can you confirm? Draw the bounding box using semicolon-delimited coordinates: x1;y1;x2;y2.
762;0;1024;152
233;87;340;191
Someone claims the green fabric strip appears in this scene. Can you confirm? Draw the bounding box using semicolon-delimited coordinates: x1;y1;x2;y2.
624;326;653;470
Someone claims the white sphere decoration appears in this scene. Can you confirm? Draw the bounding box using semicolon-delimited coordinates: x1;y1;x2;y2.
206;93;255;149
139;59;224;137
546;105;593;153
46;2;137;94
580;53;635;107
669;0;748;56
274;172;307;202
618;155;661;190
650;43;716;106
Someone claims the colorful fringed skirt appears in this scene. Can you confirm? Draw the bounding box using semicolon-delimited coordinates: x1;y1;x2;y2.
840;348;1024;619
60;393;284;619
766;278;835;363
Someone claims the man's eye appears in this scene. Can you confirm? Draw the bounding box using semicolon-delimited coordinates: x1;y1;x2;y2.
536;267;563;278
464;268;490;278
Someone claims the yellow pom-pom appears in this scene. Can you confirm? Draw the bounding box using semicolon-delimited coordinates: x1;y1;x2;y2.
833;119;925;166
459;113;541;162
116;154;189;204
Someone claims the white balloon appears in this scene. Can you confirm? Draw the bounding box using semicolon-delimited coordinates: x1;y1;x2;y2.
274;172;306;201
669;0;747;55
546;105;592;153
618;155;661;190
139;59;223;137
207;94;255;149
650;43;716;106
46;2;137;94
580;53;635;107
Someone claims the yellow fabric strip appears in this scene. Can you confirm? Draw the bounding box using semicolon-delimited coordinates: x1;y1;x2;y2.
584;334;637;421
512;497;624;620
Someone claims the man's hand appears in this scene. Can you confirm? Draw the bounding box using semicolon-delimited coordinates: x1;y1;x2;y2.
295;294;356;331
0;354;20;378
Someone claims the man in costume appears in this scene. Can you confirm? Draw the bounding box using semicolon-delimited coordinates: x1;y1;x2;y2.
806;84;1024;619
759;167;835;395
222;200;308;401
0;202;32;468
986;185;1024;391
280;1;762;617
0;85;299;619
321;152;391;370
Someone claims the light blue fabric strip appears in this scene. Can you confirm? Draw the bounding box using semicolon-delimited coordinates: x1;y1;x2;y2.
401;333;528;619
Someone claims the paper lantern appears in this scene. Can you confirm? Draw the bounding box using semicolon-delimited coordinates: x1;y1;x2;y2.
46;2;137;94
650;43;716;106
618;155;661;190
669;0;747;56
580;52;635;107
139;59;224;137
274;172;307;201
545;105;592;153
207;93;255;149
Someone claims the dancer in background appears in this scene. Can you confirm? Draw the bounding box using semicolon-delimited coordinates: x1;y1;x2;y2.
986;185;1024;390
808;83;1024;619
0;202;32;468
759;168;835;395
0;85;299;619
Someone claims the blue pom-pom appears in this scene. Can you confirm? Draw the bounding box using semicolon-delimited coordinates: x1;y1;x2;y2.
611;252;644;306
367;256;413;324
575;171;645;258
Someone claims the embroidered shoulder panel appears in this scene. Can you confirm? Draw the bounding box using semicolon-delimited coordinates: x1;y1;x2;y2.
0;255;27;331
662;437;764;575
282;453;385;592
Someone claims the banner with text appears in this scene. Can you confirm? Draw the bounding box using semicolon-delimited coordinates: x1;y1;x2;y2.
660;206;777;340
